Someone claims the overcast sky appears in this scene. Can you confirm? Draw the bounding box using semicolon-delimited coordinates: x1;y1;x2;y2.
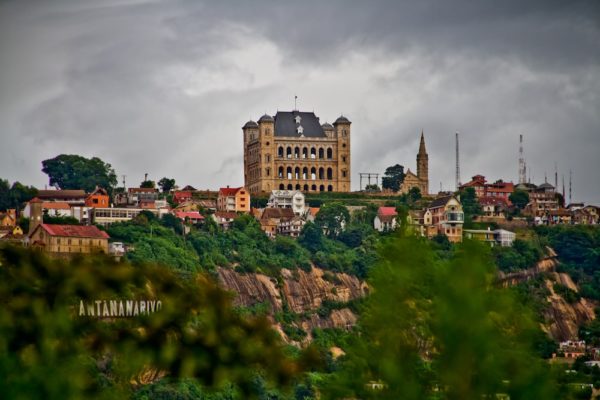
1;0;599;203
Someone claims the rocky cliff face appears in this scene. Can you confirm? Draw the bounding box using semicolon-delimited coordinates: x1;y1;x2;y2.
542;272;596;341
496;247;596;341
217;266;368;342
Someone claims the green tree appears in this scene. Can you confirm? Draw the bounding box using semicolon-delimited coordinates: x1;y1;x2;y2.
460;187;482;227
407;187;422;204
0;246;317;399
365;184;380;192
510;190;530;210
298;221;325;253
140;180;156;189
324;238;557;399
0;179;38;210
41;154;117;193
158;177;176;193
381;164;405;192
315;202;350;239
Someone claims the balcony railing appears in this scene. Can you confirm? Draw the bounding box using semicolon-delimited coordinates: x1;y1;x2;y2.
445;212;464;223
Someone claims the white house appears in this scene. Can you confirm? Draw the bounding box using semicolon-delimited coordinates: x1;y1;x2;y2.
267;190;306;216
374;207;398;232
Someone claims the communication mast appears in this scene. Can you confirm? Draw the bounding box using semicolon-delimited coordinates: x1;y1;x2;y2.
569;170;573;204
518;134;527;184
455;132;461;190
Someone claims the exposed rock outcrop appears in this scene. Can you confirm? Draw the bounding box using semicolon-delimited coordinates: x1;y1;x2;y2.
217;266;368;341
543;272;596;341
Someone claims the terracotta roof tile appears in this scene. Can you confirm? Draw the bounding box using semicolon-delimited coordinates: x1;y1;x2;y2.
40;224;110;239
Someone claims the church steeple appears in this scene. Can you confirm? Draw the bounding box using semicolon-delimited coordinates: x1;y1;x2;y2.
418;130;427;155
416;131;429;195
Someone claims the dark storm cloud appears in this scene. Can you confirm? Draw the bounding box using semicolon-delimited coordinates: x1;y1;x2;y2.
0;0;599;202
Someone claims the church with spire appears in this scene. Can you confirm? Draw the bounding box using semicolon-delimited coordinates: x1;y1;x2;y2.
399;131;429;195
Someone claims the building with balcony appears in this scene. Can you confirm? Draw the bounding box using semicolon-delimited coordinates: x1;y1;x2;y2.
423;195;464;243
267;190;306;215
217;187;250;213
242;110;351;194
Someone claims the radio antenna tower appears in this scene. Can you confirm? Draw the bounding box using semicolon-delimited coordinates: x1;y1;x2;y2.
122;174;126;189
554;162;558;190
455;132;461;190
569;169;573;204
518;134;527;184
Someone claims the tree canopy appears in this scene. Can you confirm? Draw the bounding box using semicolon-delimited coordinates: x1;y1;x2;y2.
158;177;176;193
323;238;557;399
0;246;317;399
509;190;530;210
381;164;405;192
315;202;350;239
41;154;117;193
0;179;38;211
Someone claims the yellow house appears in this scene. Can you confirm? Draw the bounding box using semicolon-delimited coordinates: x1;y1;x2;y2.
29;224;110;255
0;209;17;227
423;195;464;243
217;187;250;213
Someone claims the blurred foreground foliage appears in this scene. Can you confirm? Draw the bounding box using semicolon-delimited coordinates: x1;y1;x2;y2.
0;246;319;399
321;237;559;399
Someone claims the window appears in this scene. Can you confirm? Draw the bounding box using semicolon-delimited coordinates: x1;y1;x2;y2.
318;148;324;159
342;170;347;178
342;143;347;148
342;130;347;137
327;168;333;180
327;148;333;159
342;156;346;163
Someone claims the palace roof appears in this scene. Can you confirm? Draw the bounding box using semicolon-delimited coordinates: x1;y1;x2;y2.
274;111;326;138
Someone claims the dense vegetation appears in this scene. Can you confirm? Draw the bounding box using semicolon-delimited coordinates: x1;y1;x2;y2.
0;178;38;211
0;246;315;399
106;208;380;279
41;154;118;194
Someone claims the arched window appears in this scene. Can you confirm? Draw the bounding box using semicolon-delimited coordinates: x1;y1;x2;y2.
294;167;300;179
303;184;309;191
286;147;292;158
319;185;325;192
327;148;333;159
295;184;301;190
278;166;284;178
287;184;293;190
302;167;308;180
311;184;317;191
279;184;285;190
302;147;308;159
327;168;333;180
328;185;333;192
294;147;300;158
278;147;284;157
318;148;324;159
266;168;270;177
310;167;316;180
310;148;316;159
287;167;292;180
318;168;324;180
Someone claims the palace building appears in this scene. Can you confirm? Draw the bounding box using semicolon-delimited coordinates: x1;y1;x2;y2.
243;110;351;194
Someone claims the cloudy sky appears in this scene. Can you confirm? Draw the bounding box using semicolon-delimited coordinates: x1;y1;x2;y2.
1;0;599;203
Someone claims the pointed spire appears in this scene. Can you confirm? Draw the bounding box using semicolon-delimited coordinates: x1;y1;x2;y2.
418;130;427;154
